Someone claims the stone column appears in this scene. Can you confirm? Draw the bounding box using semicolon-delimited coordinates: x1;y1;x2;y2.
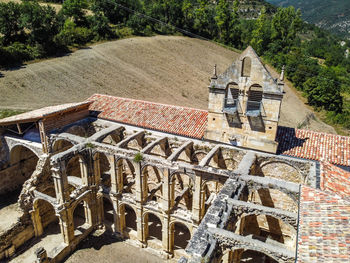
136;207;144;244
79;157;88;185
31;208;43;237
108;155;117;193
116;158;123;193
93;153;101;186
118;204;126;236
162;215;171;256
52;161;69;205
161;168;170;212
110;196;119;233
59;209;74;245
192;172;202;223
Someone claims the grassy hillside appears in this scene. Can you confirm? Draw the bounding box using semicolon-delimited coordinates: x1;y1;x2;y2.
267;0;350;37
0;36;336;134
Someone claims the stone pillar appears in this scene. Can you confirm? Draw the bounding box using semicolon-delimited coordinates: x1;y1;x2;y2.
136;207;144;244
59;209;74;245
84;200;92;226
52;161;69;204
31;208;43;237
93;153;101;186
118;204;126;236
192;172;202;223
116;158;123;193
162;215;171;256
161;168;170;212
79;157;88;185
95;192;104;226
108;155;117;193
110;196;119;233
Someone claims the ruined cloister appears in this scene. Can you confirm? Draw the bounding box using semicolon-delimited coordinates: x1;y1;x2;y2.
0;46;346;263
0;115;316;263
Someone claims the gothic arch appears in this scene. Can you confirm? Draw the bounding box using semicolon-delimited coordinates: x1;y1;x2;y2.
51;139;74;153
258;160;304;183
170;172;194;211
170;221;192;253
142;165;163;203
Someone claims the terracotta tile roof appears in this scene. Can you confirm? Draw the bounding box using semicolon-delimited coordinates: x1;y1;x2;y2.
87;94;208;139
87;94;350;167
320;162;350;201
276;126;350;167
0;101;92;126
297;186;350;262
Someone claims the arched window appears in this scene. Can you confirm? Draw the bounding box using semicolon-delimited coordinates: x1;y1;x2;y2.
241;57;252;77
246;84;263;116
224;83;240;114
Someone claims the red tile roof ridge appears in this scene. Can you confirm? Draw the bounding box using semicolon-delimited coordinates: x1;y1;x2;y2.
87;93;208;113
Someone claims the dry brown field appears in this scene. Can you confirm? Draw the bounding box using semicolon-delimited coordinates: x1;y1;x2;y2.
0;35;336;134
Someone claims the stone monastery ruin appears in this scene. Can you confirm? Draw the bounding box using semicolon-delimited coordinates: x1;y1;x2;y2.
0;47;349;263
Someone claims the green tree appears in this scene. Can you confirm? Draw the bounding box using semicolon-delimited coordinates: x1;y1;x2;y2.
21;2;59;52
304;68;343;113
62;0;88;25
250;7;270;55
0;2;24;45
215;0;231;44
271;6;302;52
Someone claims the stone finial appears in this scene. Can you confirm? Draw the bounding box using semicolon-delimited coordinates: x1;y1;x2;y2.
280;65;285;82
211;64;217;79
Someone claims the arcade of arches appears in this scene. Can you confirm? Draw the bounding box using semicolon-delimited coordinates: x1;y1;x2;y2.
0;121;314;263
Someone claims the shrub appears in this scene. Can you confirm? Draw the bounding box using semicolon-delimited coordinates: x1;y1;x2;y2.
134;152;143;163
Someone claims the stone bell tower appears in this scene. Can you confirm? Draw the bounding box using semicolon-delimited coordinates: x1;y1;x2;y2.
204;46;284;153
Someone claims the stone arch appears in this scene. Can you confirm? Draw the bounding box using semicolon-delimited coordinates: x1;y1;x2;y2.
142;165;163;203
119;203;137;237
66;154;87;179
1;145;39;197
247;187;298;212
32;198;61;239
191;150;209;165
143;212;162;246
170;221;191;254
225;82;239;108
241;57;252;77
170;172;194;211
116;158;136;194
258;160;304;184
98;152;112;189
72;199;90;237
52;139;74;154
234;213;296;248
9;143;41;159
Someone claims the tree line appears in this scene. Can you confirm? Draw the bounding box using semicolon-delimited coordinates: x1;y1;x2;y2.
0;0;349;131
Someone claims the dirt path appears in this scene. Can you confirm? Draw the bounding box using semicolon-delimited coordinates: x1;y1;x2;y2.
0;35;336;134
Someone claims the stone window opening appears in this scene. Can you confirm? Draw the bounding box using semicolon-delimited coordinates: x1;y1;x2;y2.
246;84;263;117
224;83;240;115
241;57;252;77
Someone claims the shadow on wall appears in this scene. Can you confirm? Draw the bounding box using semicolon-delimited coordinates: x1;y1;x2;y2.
276;126;308;154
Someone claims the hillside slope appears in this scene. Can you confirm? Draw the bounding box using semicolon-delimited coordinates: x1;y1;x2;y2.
267;0;350;36
0;36;335;133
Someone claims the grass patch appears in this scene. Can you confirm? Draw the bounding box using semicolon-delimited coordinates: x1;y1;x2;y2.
0;109;26;119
